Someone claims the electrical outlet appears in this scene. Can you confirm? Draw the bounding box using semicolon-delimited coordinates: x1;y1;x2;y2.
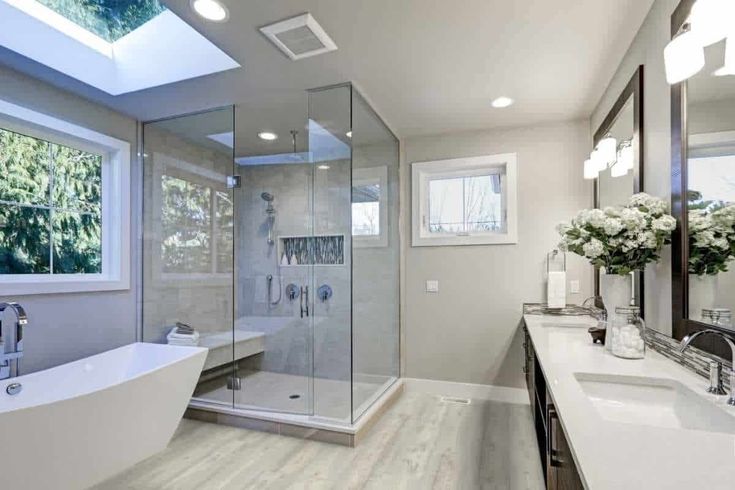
570;280;580;294
426;280;439;293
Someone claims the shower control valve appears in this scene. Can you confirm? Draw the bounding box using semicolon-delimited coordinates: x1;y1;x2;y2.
286;284;300;301
317;284;333;302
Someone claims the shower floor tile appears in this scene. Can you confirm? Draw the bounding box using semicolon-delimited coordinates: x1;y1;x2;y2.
193;369;394;422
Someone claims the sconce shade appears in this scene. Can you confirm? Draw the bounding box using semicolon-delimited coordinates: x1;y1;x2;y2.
689;0;734;47
598;136;617;167
725;34;735;75
664;31;705;84
610;161;628;178
618;142;634;171
583;159;597;180
590;148;606;172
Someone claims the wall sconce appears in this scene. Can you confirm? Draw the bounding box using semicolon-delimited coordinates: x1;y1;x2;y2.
664;0;735;84
665;30;705;84
584;135;618;179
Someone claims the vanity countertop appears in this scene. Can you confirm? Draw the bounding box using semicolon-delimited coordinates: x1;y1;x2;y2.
524;313;735;490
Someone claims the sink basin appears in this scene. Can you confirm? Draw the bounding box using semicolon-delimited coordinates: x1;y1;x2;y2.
575;373;735;434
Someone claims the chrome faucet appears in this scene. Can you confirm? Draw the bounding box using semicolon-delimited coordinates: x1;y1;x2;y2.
582;296;607;321
679;329;735;406
0;302;28;380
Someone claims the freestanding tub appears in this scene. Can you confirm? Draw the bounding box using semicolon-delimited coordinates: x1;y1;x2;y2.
0;342;207;490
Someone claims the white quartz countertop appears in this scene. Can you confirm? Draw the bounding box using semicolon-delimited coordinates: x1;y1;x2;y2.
523;313;735;490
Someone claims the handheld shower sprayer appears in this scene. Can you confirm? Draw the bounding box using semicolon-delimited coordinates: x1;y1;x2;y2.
262;191;281;305
261;192;276;245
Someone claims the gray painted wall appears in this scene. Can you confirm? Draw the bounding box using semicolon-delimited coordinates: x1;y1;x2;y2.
0;65;138;373
401;120;594;388
590;0;678;336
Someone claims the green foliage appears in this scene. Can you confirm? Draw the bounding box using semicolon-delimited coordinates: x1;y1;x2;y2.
0;128;101;275
37;0;166;42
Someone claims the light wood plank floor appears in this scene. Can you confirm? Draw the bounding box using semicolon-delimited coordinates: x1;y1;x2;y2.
96;392;544;490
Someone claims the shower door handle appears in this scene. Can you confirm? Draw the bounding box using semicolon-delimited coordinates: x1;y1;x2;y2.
300;286;310;318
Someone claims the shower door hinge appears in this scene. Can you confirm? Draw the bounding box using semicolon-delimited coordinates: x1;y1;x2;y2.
227;376;242;391
226;175;241;189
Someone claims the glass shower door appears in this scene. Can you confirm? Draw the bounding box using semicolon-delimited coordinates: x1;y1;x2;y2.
232;108;315;414
141;107;236;408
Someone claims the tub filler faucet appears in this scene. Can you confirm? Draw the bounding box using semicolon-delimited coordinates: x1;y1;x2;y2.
0;302;28;380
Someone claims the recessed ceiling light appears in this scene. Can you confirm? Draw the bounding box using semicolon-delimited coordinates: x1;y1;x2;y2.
191;0;229;22
491;97;514;108
346;131;352;138
317;165;330;170
258;131;278;141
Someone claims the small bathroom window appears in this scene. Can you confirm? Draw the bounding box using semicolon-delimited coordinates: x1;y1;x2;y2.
412;153;518;246
352;166;388;247
0;98;131;295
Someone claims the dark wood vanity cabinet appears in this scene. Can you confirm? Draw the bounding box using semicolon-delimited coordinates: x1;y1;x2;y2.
523;326;585;490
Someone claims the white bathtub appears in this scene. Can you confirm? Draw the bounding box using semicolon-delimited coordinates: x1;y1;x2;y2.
0;342;207;490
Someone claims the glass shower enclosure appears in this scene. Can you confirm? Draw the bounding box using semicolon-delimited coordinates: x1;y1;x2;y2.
141;84;399;425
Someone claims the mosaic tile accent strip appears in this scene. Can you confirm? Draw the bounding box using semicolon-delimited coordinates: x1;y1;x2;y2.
281;235;344;265
523;303;594;316
523;303;734;391
645;328;733;392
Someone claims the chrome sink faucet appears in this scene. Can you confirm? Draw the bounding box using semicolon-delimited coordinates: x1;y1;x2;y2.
679;329;735;406
0;302;28;380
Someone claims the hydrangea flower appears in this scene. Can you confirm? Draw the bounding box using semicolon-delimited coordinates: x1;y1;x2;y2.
557;193;675;275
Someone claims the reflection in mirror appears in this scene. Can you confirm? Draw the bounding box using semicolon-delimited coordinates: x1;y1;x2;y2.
598;97;635;208
687;39;735;330
594;66;643;317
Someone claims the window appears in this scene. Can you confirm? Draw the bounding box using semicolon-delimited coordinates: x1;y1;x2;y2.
0;98;131;295
352;166;388;247
412;153;518;246
152;154;232;284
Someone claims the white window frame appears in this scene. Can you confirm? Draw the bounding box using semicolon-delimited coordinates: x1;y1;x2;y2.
411;153;518;247
0;98;130;295
150;153;231;287
352;166;388;248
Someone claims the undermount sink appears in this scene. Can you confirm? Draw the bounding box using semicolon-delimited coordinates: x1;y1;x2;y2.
575;373;735;434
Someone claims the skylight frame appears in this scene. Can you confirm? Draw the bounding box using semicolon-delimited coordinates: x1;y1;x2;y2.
5;0;113;56
0;0;240;95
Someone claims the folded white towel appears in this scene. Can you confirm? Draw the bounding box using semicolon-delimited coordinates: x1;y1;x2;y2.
547;271;567;309
167;326;200;346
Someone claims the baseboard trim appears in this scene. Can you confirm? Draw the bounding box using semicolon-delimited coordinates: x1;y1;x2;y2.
403;377;528;405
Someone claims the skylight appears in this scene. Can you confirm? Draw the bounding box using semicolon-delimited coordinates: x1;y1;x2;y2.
0;0;240;95
35;0;166;43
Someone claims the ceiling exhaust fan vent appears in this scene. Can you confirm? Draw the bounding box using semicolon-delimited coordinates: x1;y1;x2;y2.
260;13;337;60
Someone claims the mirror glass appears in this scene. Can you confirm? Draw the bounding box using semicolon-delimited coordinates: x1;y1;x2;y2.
598;97;635;208
596;92;640;311
687;39;735;330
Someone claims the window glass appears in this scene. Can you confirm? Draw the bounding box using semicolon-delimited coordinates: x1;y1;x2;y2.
429;174;503;234
160;173;232;276
215;190;233;273
352;183;380;236
0;127;102;275
36;0;167;42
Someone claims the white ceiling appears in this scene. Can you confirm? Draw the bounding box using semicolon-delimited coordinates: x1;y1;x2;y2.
0;0;655;140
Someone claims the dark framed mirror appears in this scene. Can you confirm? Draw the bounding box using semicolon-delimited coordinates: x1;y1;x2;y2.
593;65;645;314
671;0;735;360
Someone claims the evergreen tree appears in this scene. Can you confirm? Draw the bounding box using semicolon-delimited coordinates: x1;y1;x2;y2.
0;128;102;274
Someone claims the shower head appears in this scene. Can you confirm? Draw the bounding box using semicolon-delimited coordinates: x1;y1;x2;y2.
261;192;274;202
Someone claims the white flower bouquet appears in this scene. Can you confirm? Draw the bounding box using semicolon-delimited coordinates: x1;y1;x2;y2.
688;204;735;276
557;193;676;275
